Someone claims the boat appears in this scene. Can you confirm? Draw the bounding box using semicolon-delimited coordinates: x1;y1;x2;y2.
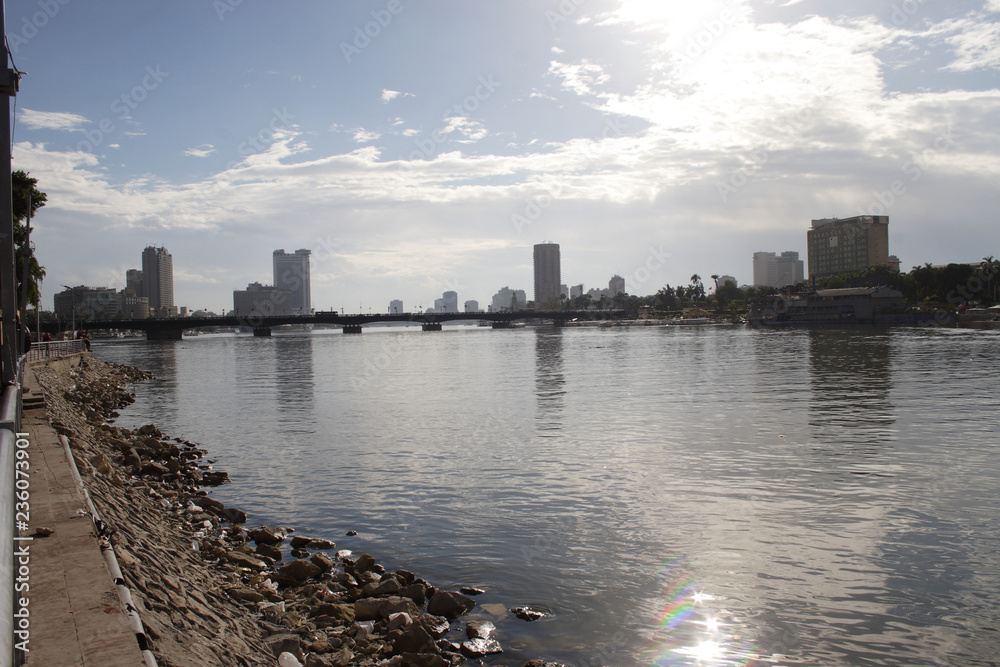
746;287;957;326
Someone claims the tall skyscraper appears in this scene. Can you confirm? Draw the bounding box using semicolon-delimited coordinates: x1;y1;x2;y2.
126;269;144;297
141;246;173;315
273;249;312;314
533;242;561;306
807;216;891;280
609;274;625;296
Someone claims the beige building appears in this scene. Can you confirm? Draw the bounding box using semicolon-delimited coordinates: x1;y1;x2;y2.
807;216;898;280
233;282;293;318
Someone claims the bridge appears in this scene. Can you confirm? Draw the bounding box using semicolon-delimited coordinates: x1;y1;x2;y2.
39;310;627;340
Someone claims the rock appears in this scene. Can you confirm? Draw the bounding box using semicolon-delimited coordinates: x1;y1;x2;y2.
310;551;335;572
310;603;354;624
392;623;437;654
250;527;285;545
278;559;322;583
225;551;267;571
291;548;310;559
33;527;54;537
523;662;570;667
354;598;383;622
419;614;450;639
372;577;402;596
327;647;354;667
89;452;112;474
460;637;502;658
268;634;305;662
426;591;475;619
459;587;485;596
510;606;549;621
256;543;283;561
399;583;427;605
289;535;312;549
219;507;247;524
278;652;303;667
309;538;335;550
465;620;496;640
387;612;413;632
139;461;169;476
355;596;418;622
400;654;446;667
202;470;230;486
353;553;376;573
226;587;265;603
345;530;358;536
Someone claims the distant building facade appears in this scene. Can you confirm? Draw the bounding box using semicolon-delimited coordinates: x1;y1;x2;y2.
533;243;561;306
54;286;121;321
807;216;892;280
233;282;293;318
141;246;174;315
441;291;458;313
716;275;737;288
753;251;804;288
273;249;312;314
120;294;150;319
464;300;480;313
126;269;144;297
609;274;625;296
389;299;404;314
570;284;584;299
491;286;526;312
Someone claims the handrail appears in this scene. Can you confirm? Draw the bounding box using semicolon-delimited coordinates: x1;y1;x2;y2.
24;340;87;363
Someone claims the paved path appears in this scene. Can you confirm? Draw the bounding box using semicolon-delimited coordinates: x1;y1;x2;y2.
18;364;145;666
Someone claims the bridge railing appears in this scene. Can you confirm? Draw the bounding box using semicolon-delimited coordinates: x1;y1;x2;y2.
25;340;88;363
0;354;25;666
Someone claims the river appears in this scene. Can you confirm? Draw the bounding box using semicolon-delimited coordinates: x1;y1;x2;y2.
92;324;1000;666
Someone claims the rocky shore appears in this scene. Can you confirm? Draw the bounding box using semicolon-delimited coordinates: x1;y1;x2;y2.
32;353;567;667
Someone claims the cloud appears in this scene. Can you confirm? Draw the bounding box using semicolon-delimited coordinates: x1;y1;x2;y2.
18;109;89;131
183;144;216;158
380;89;414;103
352;129;382;143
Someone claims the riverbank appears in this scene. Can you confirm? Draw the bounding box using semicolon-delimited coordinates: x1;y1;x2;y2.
32;353;565;667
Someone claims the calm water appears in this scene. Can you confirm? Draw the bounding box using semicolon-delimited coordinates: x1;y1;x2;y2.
93;325;1000;666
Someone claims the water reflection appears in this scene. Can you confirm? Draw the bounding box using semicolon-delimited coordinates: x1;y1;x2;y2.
808;329;895;449
535;327;565;436
273;333;315;433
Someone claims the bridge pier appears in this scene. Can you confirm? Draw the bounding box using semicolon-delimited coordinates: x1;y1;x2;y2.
253;327;272;337
146;328;182;341
343;324;363;334
421;323;442;331
491;321;513;329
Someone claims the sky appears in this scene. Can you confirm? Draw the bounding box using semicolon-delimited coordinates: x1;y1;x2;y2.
8;0;1000;314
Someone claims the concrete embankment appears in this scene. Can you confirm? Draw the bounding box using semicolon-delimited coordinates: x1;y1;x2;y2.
28;353;567;667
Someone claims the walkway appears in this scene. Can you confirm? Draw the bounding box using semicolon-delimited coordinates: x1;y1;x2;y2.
18;363;144;666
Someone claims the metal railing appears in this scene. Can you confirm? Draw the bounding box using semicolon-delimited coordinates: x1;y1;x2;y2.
25;340;87;363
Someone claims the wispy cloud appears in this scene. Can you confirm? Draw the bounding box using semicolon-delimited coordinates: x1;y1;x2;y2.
353;129;382;143
18;109;88;131
183;144;216;158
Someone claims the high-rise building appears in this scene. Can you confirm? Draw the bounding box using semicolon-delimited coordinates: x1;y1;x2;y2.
141;246;174;315
570;284;584;299
753;251;803;288
807;216;891;280
389;299;404;314
464;300;480;313
491;286;526;312
273;249;312;314
533;243;561;306
609;275;625;296
126;269;144;297
441;291;458;313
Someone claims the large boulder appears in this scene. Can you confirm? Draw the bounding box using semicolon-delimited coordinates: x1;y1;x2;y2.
426;591;475;619
392;623;438;654
278;559;322;583
225;551;267;571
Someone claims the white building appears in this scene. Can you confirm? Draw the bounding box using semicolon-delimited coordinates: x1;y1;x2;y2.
464;300;480;313
753;251;803;288
389;299;404;314
441;291;459;313
715;275;737;288
491;286;526;312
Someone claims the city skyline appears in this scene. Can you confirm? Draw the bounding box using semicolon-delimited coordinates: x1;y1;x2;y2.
10;1;999;313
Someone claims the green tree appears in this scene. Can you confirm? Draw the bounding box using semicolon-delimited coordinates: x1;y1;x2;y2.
12;171;47;310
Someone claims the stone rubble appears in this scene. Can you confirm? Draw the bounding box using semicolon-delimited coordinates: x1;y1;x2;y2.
33;354;566;667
